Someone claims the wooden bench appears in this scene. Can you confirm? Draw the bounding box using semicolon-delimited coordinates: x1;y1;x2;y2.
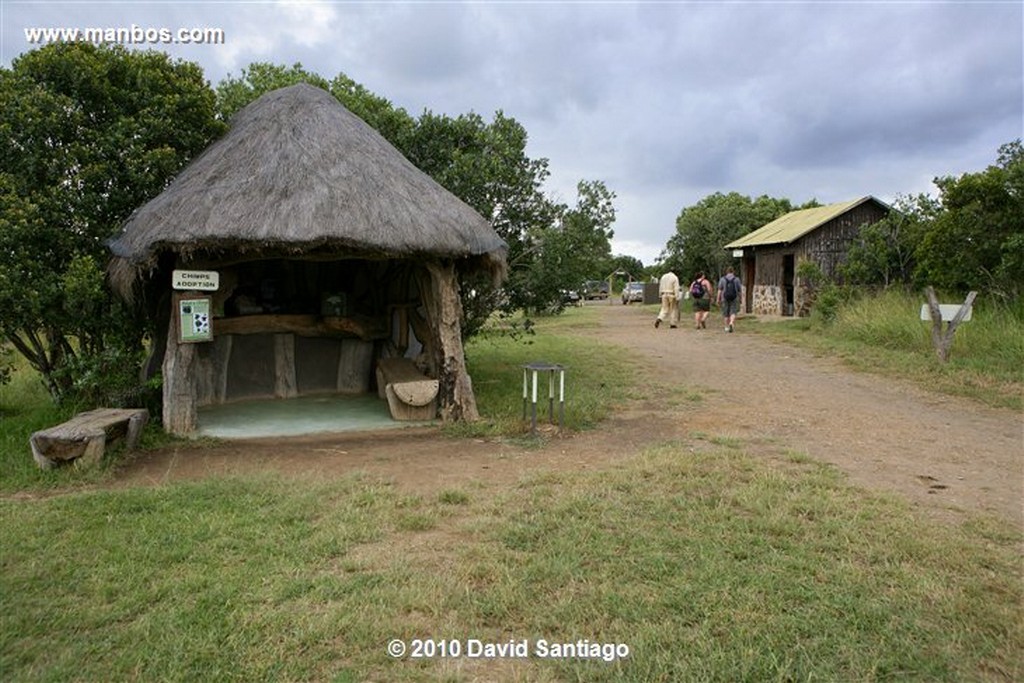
30;408;149;469
375;357;438;421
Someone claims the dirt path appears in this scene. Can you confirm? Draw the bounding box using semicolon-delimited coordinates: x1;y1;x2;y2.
117;304;1023;528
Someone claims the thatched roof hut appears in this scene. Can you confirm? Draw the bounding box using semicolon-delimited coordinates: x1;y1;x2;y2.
108;83;506;434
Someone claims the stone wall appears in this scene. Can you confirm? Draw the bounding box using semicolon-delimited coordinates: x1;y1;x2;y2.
752;284;784;316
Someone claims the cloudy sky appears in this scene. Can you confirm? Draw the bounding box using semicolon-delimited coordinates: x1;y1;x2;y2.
4;1;1021;265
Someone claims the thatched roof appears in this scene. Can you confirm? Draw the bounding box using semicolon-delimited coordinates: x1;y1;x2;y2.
109;83;505;292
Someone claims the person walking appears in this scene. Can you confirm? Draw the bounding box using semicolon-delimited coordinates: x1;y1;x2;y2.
689;271;714;329
717;266;743;332
655;270;680;328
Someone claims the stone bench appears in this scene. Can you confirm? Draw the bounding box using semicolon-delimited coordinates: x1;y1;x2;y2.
30;408;149;469
375;357;438;421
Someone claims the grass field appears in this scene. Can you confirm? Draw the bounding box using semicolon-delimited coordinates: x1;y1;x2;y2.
1;306;1022;681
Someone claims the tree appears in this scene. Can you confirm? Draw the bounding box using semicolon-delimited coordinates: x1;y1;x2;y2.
841;194;936;289
516;180;617;313
915;140;1023;297
216;63;416;147
401;109;559;321
609;254;645;280
216;62;329;119
0;43;224;402
663;192;793;279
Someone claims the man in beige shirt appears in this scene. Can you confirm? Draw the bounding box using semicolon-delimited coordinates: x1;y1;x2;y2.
655;270;680;329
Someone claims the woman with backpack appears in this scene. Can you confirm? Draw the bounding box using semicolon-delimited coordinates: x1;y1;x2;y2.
717;266;743;333
689;271;713;329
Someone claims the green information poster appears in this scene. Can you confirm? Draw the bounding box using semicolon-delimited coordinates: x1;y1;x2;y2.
179;298;212;343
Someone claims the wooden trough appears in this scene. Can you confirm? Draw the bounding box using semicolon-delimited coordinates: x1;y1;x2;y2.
375;357;439;421
30;408;148;469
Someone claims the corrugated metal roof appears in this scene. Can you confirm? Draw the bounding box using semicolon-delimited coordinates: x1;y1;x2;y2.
725;196;880;249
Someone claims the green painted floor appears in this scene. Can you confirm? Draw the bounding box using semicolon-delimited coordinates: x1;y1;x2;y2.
197;394;427;439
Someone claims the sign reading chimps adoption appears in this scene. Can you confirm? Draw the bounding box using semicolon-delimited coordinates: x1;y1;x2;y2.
172;270;219;291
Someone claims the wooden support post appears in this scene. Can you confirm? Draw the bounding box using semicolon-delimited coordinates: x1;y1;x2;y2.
419;261;479;422
163;292;198;435
924;286;977;363
273;333;298;399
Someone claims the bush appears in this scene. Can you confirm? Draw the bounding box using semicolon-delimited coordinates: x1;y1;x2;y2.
0;344;12;386
810;283;847;326
51;347;155;412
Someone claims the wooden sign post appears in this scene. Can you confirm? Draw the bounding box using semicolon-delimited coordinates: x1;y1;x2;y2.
922;286;976;363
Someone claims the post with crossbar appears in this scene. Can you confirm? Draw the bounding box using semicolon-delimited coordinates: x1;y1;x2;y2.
923;286;977;363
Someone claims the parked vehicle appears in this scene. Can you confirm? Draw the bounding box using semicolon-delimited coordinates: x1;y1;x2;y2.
621;281;645;304
561;289;582;307
582;280;610;300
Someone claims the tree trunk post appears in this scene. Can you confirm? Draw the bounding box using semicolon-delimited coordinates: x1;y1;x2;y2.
924;286;977;363
420;261;480;422
162;291;198;434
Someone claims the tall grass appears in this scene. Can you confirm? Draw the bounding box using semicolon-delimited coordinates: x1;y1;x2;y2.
757;290;1023;410
0;355;76;491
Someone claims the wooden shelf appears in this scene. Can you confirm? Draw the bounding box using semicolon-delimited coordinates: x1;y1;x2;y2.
214;314;388;341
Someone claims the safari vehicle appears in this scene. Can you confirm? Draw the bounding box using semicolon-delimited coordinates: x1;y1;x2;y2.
582;280;610;300
621;281;645;304
561;289;582;306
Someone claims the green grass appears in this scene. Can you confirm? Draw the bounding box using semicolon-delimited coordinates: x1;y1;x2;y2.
1;448;1020;681
1;304;1021;680
751;290;1024;410
0;355;80;491
453;306;637;438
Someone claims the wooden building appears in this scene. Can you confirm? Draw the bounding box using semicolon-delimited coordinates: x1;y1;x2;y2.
724;196;889;316
108;84;506;435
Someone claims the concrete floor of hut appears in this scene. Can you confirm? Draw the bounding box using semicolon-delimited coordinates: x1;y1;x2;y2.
197;394;430;439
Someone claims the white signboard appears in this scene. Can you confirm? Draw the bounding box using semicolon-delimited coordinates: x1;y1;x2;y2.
172;270;219;291
732;249;744;257
920;304;972;322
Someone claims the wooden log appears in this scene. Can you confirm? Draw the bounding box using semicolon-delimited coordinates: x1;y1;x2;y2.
214;314;388;341
212;334;233;404
30;408;148;469
337;339;373;394
375;357;438;421
273;333;298;399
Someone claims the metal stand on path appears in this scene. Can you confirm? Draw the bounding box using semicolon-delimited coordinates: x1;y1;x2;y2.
521;362;566;434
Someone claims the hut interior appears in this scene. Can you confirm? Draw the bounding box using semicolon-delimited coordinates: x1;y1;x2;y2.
160;255;440;436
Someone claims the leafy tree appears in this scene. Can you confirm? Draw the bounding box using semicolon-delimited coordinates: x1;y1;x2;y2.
663;192;793;279
216;62;416;146
842;194;936;289
609;254;645;281
402;109;558;321
0;43;224;402
516;180;617;313
915;140;1023;297
216;62;330;120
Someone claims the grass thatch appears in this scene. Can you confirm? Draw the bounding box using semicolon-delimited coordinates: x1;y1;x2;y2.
108;83;505;295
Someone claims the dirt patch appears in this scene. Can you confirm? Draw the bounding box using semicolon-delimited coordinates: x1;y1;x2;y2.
115;304;1023;529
